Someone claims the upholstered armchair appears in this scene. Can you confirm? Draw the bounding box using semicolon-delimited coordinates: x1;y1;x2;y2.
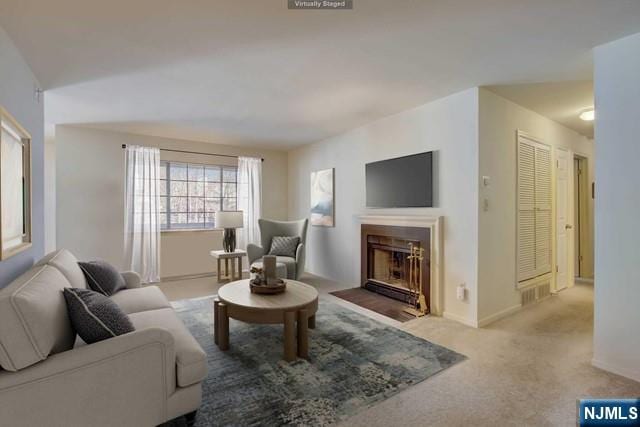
247;218;309;280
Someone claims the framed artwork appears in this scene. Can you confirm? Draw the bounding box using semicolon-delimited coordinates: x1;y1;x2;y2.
0;106;32;260
310;168;334;227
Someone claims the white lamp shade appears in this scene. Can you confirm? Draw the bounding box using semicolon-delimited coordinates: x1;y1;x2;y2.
215;211;243;229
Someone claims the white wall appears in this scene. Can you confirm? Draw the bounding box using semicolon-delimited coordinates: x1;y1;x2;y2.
592;32;640;382
0;26;45;287
477;88;594;325
44;124;56;253
288;88;480;325
56;126;288;279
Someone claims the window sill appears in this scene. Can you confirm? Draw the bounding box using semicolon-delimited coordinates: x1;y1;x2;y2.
161;228;223;234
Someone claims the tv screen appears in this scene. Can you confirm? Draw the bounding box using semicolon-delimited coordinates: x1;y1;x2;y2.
365;152;433;208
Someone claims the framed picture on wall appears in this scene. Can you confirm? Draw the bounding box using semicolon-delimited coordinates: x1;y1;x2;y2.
310;168;334;227
0;106;32;260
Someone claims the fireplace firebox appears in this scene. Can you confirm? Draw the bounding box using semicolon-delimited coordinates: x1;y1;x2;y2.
361;224;430;312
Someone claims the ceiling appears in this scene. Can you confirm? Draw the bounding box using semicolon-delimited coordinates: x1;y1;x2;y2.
487;81;594;138
1;0;638;149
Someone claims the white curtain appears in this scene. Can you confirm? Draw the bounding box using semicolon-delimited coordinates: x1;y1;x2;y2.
237;157;262;249
124;145;161;283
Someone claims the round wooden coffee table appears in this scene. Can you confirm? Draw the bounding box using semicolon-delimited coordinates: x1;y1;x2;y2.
214;279;319;361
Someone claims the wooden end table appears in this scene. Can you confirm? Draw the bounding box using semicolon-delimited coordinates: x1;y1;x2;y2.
210;249;246;282
214;279;319;361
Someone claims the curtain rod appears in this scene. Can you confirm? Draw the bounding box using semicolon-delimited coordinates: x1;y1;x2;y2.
121;144;264;162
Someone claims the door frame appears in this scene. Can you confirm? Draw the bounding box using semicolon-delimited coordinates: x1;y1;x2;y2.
554;147;571;292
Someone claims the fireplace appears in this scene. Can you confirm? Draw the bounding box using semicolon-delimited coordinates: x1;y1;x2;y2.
361;224;431;312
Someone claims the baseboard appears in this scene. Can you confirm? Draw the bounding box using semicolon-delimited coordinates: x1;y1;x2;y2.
592;358;640;383
160;272;215;282
477;304;522;328
443;311;478;328
161;269;251;283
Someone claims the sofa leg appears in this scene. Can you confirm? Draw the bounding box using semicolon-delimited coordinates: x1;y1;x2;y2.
185;410;197;426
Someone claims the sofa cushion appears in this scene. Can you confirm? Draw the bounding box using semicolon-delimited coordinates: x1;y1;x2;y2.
129;308;207;387
110;286;171;315
36;249;88;289
63;288;135;344
78;260;126;296
0;266;75;371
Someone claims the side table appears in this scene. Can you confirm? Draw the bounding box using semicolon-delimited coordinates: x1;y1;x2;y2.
210;249;246;282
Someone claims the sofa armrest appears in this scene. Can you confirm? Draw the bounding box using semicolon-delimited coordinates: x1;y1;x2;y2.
0;328;176;426
247;244;265;265
121;270;142;288
295;243;305;280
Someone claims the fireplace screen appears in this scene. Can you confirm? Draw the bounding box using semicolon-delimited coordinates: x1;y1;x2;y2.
368;236;419;290
361;224;431;313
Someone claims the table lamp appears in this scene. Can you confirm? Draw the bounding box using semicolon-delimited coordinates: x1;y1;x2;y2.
215;211;244;252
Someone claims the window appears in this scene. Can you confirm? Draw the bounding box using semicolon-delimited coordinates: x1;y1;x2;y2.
0;106;32;259
159;161;237;230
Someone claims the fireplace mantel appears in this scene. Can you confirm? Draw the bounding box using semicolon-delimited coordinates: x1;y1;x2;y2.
357;215;444;315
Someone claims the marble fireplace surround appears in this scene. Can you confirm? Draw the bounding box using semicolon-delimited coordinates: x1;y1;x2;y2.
357;215;444;316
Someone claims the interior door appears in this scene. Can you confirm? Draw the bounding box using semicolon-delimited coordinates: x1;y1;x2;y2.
574;158;581;276
556;148;570;290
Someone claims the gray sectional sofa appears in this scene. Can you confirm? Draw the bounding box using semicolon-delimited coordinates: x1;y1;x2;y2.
0;249;206;427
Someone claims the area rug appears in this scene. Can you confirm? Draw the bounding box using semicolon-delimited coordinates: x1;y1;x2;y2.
171;296;466;426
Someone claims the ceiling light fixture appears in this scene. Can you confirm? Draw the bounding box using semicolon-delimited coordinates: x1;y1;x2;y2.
579;108;595;121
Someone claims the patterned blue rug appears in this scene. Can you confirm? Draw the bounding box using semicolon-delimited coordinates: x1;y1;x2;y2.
171;297;465;426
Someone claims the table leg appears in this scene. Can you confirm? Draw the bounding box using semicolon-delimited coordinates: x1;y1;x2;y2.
238;257;243;279
225;258;229;280
231;257;236;281
308;314;316;329
284;311;296;361
218;302;229;351
213;299;219;345
217;258;221;282
297;309;309;359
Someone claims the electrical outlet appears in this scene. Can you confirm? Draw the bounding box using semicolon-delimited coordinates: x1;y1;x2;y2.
456;284;466;301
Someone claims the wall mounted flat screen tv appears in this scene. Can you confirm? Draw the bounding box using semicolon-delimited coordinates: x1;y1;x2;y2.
365;152;433;208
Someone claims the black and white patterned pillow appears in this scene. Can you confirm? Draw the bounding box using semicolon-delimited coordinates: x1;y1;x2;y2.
268;236;300;258
78;260;126;296
63;288;134;344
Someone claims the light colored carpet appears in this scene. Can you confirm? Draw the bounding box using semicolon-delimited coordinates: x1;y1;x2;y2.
157;276;640;426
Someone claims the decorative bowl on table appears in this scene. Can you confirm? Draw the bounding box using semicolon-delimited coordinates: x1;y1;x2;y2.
249;266;286;294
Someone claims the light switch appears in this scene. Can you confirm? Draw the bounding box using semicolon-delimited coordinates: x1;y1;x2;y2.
482;175;491;187
483;198;489;212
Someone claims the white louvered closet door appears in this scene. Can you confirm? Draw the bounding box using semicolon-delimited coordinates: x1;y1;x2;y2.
517;134;552;283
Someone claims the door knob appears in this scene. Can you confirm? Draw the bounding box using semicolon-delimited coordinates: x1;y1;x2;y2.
565;224;573;230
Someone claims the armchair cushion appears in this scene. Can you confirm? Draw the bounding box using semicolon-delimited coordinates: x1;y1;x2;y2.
270;256;296;279
268;236;300;258
63;288;135;344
